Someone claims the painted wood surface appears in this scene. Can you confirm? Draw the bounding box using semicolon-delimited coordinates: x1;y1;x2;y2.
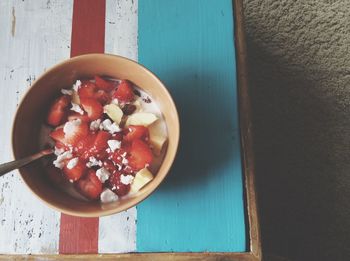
0;0;73;254
0;0;138;254
137;0;246;252
58;0;105;254
98;0;138;254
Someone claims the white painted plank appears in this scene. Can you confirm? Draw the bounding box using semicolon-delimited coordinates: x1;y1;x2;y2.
98;0;138;253
0;0;73;254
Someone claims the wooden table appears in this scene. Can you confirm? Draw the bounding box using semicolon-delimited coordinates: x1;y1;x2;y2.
0;0;260;260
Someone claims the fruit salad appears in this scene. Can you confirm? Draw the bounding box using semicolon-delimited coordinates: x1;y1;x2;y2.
44;76;167;202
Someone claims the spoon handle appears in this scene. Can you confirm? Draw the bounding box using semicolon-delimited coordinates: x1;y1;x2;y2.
0;149;53;177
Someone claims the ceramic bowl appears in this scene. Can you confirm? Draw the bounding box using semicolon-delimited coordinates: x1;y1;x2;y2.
12;54;179;217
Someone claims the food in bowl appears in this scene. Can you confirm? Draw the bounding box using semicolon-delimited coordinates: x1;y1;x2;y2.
43;76;168;203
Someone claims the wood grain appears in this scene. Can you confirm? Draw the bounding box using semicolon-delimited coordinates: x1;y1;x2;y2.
233;0;262;259
0;0;72;254
59;0;106;254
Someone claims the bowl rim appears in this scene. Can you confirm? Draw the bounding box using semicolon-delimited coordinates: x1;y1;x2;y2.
11;53;180;217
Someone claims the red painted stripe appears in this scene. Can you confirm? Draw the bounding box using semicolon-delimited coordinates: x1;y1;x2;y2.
70;0;106;56
59;0;106;254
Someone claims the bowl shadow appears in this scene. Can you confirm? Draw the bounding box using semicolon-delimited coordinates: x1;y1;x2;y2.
158;68;242;193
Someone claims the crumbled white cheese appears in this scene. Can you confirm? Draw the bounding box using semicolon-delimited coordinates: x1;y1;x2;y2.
111;98;119;105
120;174;134;185
70;102;84;115
53;150;72;169
122;158;129;164
107;140;121;152
61;89;73;95
86;156;102;168
54;146;65;156
67;157;79;169
100;188;118;203
73;80;82;92
106;148;112;153
116;164;122;171
90;119;101;131
63;119;81;135
96;167;111;183
99;119;121;134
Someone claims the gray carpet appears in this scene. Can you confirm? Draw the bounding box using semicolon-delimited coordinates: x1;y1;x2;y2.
242;1;350;260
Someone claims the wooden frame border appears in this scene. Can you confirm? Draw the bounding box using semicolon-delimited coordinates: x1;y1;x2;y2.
1;0;261;260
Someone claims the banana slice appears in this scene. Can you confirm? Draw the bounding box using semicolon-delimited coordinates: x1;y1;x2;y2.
130;168;154;193
148;122;167;156
125;112;158;127
72;90;80;104
104;104;123;124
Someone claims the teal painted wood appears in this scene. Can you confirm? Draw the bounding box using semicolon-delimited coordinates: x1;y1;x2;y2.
137;0;246;252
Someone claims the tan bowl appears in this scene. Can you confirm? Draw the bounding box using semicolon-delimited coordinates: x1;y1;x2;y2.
12;54;179;217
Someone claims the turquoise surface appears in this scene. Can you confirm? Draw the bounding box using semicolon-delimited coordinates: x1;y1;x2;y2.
137;0;246;252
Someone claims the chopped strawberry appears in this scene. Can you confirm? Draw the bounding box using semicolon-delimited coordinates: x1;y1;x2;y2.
76;170;103;199
111;148;129;166
67;112;90;122
124;125;149;142
46;165;65;184
113;80;134;102
64;120;89;146
80;98;103;120
95;90;110;104
103;159;117;173
128;139;153;170
112;132;123;141
75;133;96;158
80;131;111;160
78;81;96;99
108;171;130;196
78;81;109;104
47;95;71;126
63;158;87;182
50;128;66;144
94;76;115;91
94;131;111;152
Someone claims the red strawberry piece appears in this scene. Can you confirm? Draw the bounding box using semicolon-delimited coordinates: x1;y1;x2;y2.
50;128;67;144
78;81;109;104
128;139;153;170
111;148;129;166
80;98;103;120
94;131;111;152
103;159;117;173
67;112;91;122
47;95;71;126
94;76;115;92
62;158;87;182
76;170;102;199
112;132;123;141
95;90;110;104
75;133;96;158
78;81;96;99
123;165;135;175
64;120;89;146
113;80;134;102
81;131;111;160
108;171;130;196
46;165;65;184
124;125;149;142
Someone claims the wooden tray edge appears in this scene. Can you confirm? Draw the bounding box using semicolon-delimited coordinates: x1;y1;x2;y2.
233;0;262;260
0;0;261;260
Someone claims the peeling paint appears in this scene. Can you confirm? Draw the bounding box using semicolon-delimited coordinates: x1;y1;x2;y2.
11;7;16;37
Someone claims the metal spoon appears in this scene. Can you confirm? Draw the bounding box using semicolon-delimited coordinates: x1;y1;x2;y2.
0;149;53;177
